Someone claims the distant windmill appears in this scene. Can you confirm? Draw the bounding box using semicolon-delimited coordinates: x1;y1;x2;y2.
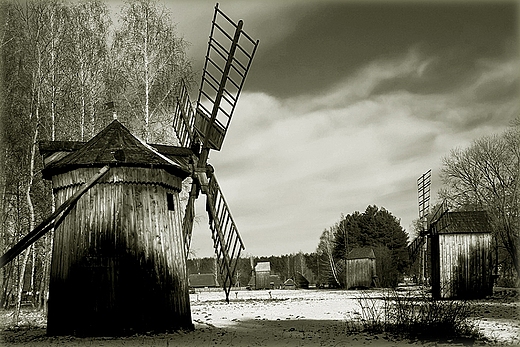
172;3;259;302
409;170;431;255
409;169;449;284
408;170;492;299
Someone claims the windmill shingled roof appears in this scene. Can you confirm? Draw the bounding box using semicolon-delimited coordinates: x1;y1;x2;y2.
346;247;376;260
42;120;190;179
255;262;271;272
441;211;491;234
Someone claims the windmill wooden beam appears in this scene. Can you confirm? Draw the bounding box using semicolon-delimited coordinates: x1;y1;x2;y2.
0;165;110;269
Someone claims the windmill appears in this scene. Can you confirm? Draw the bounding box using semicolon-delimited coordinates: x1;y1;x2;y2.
0;3;259;335
173;3;259;302
409;169;449;284
408;169;431;284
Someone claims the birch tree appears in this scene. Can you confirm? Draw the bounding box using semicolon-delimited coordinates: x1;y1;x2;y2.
316;227;341;287
111;0;192;143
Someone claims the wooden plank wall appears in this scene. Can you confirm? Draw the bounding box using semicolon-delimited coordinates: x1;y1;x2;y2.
47;167;192;336
345;258;376;289
432;233;492;299
255;271;271;289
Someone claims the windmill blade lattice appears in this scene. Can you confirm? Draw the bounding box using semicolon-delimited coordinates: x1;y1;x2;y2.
173;80;196;148
409;169;432;261
195;3;259;151
205;173;244;301
171;3;258;302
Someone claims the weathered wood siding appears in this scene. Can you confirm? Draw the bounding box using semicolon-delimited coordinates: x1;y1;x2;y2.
255;270;271;289
345;258;376;289
431;232;492;299
47;167;192;336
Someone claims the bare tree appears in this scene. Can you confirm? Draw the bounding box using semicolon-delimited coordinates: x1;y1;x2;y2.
440;120;520;282
110;0;192;143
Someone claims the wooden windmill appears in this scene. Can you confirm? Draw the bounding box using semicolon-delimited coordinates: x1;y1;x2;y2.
408;171;492;298
0;3;258;336
173;3;259;302
409;169;432;284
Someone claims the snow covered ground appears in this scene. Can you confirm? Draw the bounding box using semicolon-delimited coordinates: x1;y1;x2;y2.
1;288;519;346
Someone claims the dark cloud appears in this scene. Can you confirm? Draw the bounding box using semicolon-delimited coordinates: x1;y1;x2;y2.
247;1;518;99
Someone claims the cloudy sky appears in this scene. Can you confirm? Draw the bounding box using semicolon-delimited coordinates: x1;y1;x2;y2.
129;0;519;257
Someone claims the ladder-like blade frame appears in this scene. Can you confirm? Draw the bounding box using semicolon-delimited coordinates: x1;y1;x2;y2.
173;80;196;148
195;3;259;151
417;169;431;232
408;235;426;261
428;200;449;235
203;172;244;302
0;166;110;268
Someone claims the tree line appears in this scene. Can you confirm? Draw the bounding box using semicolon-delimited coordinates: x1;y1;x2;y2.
0;0;193;322
188;205;411;289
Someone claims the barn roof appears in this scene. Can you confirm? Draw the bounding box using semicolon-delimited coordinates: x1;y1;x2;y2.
188;273;218;287
440;211;491;234
41;120;191;179
255;262;271;272
346;247;376;260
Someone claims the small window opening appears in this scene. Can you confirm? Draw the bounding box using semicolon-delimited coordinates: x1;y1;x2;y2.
167;193;175;211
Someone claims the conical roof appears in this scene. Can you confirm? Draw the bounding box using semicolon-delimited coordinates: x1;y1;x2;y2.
43;120;190;179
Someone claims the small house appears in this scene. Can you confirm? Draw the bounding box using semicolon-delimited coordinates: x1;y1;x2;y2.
345;248;376;289
269;274;282;289
254;262;271;289
430;211;493;299
283;278;296;290
189;273;218;288
296;272;310;289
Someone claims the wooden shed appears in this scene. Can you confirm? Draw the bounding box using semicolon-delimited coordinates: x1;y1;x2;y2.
345;248;376;289
254;262;271;289
40;120;193;336
283;278;296;290
430;211;493;299
189;273;218;288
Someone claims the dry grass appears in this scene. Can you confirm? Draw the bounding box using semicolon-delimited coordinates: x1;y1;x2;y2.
353;289;482;342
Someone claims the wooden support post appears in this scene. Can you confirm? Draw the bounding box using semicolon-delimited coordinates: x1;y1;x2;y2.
0;165;110;268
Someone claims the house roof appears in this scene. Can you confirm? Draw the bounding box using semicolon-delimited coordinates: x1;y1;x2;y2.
41;120;191;179
283;278;296;286
439;211;491;234
189;273;218;287
255;262;271;272
346;247;376;260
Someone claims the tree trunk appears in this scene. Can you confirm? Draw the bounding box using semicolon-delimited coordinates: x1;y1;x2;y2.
14;122;38;324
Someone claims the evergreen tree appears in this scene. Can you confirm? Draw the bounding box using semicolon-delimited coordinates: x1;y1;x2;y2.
332;205;410;287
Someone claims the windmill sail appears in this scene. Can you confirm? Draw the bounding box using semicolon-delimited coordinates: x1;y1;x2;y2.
408;169;431;261
173;80;196;148
173;4;257;302
195;3;259;151
408;235;426;261
204;173;244;302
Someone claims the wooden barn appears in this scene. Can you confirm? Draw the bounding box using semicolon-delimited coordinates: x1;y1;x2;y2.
40;120;193;336
189;273;218;288
345;248;377;289
430;211;493;299
254;262;271;289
